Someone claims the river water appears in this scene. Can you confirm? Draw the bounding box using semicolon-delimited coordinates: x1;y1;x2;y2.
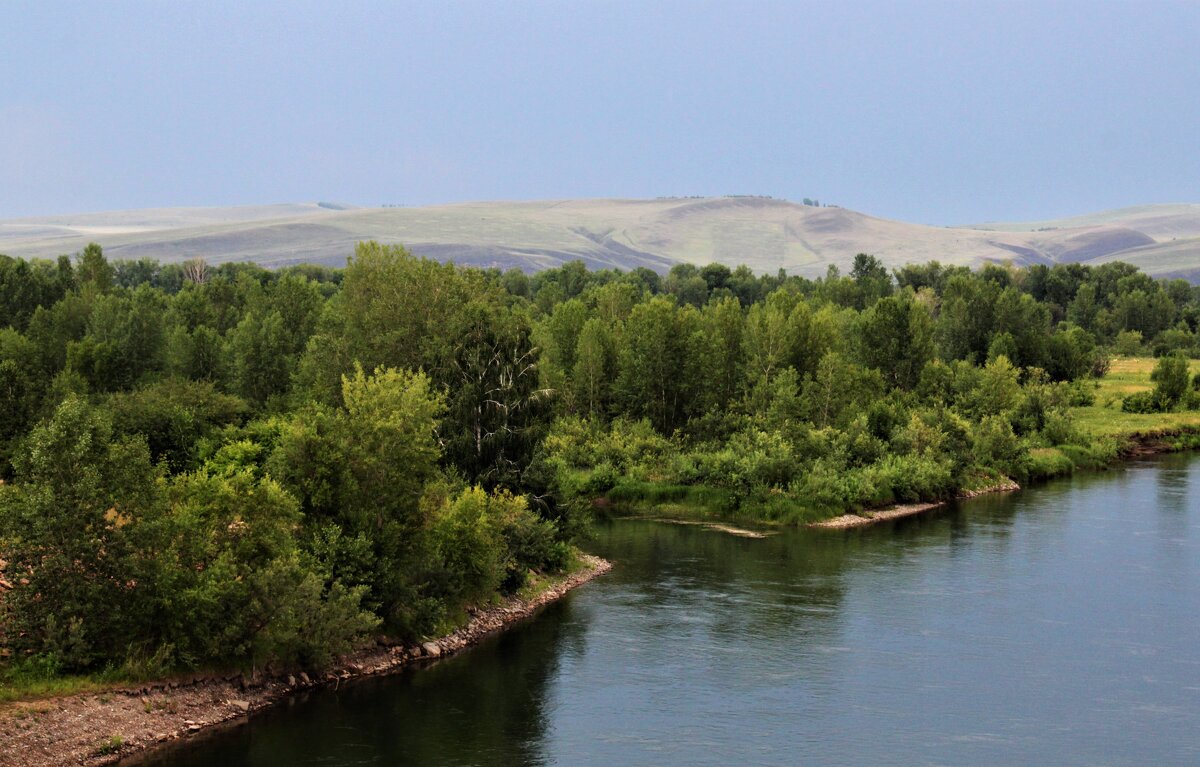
133;455;1200;766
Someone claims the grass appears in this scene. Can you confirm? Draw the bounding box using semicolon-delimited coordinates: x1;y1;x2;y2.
603;480;837;526
604;481;734;518
1071;356;1200;439
93;735;125;757
0;668;138;707
1023;448;1078;481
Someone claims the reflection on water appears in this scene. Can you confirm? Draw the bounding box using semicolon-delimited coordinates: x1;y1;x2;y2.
132;455;1200;767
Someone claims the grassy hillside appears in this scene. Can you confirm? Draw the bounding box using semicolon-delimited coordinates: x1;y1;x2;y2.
3;197;1199;278
963;203;1200;238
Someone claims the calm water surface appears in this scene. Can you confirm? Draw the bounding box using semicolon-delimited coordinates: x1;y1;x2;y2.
133;456;1200;766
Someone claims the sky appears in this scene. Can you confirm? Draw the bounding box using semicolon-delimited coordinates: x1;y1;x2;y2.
2;1;1198;225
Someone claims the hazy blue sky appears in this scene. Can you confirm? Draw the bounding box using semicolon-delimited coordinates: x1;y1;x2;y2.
2;1;1198;224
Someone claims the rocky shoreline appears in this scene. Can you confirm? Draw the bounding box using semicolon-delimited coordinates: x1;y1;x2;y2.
0;554;612;767
810;478;1023;529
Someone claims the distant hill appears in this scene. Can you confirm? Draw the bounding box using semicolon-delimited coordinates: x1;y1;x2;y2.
3;197;1199;279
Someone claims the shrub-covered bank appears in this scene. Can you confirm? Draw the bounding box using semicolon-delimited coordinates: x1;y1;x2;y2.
579;359;1200;529
0;555;610;767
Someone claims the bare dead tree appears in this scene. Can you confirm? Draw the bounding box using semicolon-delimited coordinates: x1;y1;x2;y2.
182;257;209;285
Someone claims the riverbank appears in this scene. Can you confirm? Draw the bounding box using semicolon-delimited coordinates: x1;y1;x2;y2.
0;554;611;767
810;478;1022;529
811;424;1200;530
602;428;1200;533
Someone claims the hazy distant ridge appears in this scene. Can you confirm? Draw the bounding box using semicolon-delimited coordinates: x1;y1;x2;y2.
3;198;1199;279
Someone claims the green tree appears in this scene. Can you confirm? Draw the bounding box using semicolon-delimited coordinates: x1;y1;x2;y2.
1151;353;1190;410
0;396;160;669
150;458;376;668
742;291;795;386
1066;282;1100;331
75;243;114;295
66;286;168;391
987;331;1019;364
0;255;72;331
535;298;588;410
698;296;745;410
615;297;699;433
106;378;248;471
665;263;709;307
1111;289;1175;339
937;274;999;362
960;355;1022;419
439;301;549;487
572;318;615;417
1045;325;1098;381
167;324;226;383
801;352;884;428
338;365;446;632
855;293;934;389
850;253;893;308
1114;329;1144;357
991;287;1051;369
228;310;293;406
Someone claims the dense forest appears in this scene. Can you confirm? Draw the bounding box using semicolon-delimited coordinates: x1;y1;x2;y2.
2;243;1200;681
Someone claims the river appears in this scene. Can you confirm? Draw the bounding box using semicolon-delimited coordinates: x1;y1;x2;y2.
130;455;1200;766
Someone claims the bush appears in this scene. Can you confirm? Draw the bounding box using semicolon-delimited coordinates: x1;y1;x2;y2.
867;454;955;504
1151;353;1190;410
1115;330;1144;357
429;487;568;601
972;414;1020;467
429;487;508;606
1041;411;1078;446
1153;327;1195;358
1064;381;1097;407
1018;447;1076;482
1057;441;1115;469
1122;391;1159;414
1090;350;1112;378
536;416;677;499
105;378;250;472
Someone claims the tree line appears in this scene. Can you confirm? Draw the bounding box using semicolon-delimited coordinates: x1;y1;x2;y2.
2;244;1199;679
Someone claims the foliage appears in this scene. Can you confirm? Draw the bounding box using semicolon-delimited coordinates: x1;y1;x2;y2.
1150;353;1190;410
4;243;1200;684
0;396;160;670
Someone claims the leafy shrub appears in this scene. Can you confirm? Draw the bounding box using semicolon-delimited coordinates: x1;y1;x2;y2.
1040;411;1079;446
1115;330;1144;357
1064;381;1097;407
1151;353;1190;410
429;487;568;601
1057;441;1115;469
972;415;1020;468
1017;447;1075;482
1152;327;1195;358
865;454;954;504
1122;391;1159;414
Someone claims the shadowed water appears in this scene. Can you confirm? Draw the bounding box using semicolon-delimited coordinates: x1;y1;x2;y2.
132;455;1200;766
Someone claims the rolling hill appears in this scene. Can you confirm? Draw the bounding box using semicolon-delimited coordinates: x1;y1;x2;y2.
2;197;1199;279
